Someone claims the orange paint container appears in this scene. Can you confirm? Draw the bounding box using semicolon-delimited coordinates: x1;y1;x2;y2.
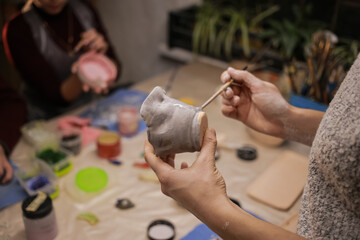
96;132;121;159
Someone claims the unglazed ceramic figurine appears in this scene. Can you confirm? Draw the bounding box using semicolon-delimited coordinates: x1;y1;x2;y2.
140;86;208;157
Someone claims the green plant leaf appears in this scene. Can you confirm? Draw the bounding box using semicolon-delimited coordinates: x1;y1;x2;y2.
224;10;238;59
250;5;280;29
268;20;283;32
240;18;250;57
259;29;277;39
214;28;227;57
192;20;203;53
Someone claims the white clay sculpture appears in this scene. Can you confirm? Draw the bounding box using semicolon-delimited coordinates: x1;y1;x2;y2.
140;86;208;157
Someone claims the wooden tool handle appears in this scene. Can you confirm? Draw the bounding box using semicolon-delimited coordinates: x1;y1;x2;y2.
201;66;248;110
201;80;233;109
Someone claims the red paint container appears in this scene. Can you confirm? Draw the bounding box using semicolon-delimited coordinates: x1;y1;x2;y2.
96;132;121;159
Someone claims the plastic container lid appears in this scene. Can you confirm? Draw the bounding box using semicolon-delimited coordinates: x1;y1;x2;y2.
22;194;53;219
75;167;108;193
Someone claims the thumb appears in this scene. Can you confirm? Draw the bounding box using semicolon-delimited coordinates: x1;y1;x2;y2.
193;128;217;167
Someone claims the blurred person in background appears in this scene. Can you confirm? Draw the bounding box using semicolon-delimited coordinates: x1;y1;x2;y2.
0;75;27;184
3;0;121;120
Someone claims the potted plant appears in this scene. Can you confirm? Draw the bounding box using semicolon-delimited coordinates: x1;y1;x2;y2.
260;4;326;94
303;33;359;105
333;38;360;71
192;1;279;60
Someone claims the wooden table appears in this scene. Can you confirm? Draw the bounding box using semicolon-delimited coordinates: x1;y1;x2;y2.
1;61;310;239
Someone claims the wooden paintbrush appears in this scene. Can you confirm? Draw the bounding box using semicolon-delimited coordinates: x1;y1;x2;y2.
201;79;234;109
201;66;248;110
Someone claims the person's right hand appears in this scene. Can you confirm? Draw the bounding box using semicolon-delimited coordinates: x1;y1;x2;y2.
221;67;290;138
0;145;13;184
74;28;109;54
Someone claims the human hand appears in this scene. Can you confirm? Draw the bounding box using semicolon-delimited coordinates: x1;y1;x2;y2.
0;145;13;184
144;128;227;214
74;28;108;54
221;67;290;138
57;116;91;137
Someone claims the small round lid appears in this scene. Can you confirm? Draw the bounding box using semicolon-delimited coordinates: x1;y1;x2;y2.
236;145;257;161
147;219;175;240
75;167;108;193
22;194;53;219
97;132;120;145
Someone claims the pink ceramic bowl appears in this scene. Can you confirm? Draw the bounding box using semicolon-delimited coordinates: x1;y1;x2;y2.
77;52;117;88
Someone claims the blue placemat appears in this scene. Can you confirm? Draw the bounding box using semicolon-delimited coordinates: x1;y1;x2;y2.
181;224;220;240
290;93;328;112
0;160;28;210
79;89;148;137
181;209;265;240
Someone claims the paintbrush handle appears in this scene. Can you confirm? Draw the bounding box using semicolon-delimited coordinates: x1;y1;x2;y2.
201;66;247;110
201;79;233;109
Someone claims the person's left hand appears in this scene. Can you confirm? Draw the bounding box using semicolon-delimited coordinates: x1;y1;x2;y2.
74;28;109;54
144;128;227;214
0;145;13;184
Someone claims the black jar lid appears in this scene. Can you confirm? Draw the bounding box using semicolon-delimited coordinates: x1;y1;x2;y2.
236;145;258;161
147;219;175;240
21;194;53;219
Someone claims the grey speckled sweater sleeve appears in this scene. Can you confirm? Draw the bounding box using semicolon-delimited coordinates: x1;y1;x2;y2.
297;54;360;239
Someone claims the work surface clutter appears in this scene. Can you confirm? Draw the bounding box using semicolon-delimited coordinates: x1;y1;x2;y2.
0;62;310;240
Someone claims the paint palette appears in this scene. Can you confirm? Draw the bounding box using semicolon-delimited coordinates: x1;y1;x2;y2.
15;160;59;198
21;121;60;150
35;148;73;177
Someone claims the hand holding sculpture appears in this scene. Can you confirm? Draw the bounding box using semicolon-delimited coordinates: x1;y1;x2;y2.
140;86;208;158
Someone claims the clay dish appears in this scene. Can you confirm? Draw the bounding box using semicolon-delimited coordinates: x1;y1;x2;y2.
77;52;117;88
